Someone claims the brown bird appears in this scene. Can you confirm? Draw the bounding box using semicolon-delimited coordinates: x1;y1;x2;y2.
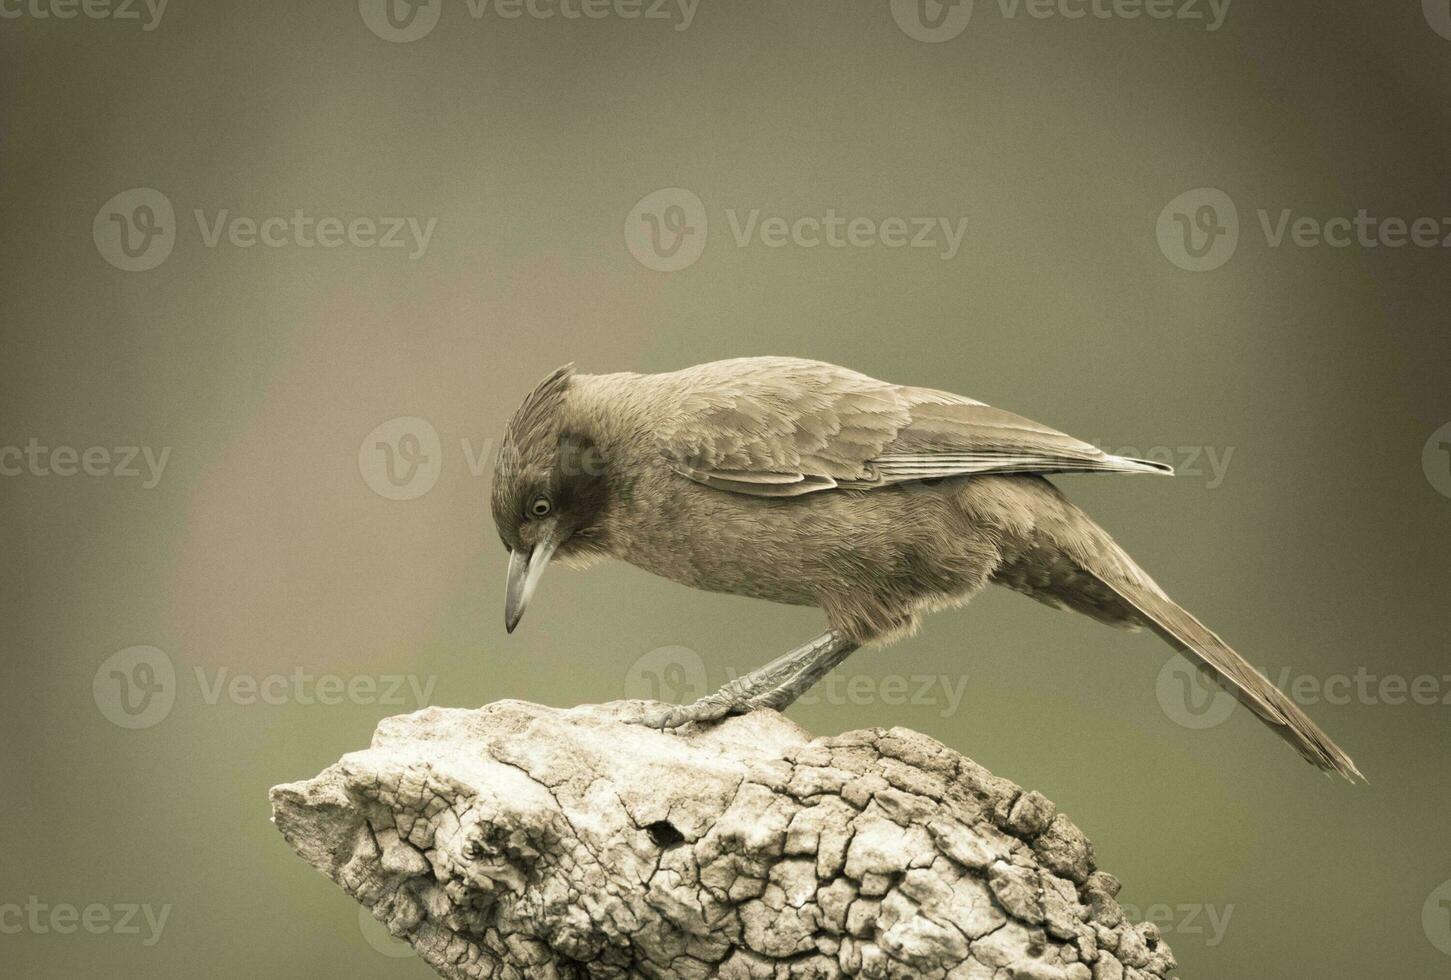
491;356;1361;781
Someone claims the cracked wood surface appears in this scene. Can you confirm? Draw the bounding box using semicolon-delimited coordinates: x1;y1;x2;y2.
270;700;1178;979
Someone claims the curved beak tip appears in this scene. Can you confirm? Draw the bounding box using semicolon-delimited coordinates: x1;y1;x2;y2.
503;533;558;635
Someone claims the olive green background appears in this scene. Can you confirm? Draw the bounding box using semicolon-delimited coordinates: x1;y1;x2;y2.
3;1;1451;977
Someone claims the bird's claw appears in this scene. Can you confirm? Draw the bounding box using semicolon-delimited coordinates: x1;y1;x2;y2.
632;695;743;731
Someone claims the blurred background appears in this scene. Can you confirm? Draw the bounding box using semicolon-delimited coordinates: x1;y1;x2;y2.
3;0;1450;976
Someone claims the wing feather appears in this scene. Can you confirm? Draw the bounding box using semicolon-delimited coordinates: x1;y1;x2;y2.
655;358;1170;497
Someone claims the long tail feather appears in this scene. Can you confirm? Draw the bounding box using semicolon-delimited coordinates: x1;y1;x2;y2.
1099;575;1364;783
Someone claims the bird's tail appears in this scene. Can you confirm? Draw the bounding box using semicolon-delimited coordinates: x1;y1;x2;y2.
983;477;1362;781
1094;567;1364;783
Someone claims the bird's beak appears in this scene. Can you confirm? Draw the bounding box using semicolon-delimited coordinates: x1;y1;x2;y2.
504;522;560;633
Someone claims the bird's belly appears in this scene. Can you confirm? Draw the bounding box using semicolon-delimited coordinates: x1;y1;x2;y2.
610;476;993;618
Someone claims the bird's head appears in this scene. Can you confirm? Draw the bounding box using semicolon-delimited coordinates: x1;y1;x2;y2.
491;364;611;633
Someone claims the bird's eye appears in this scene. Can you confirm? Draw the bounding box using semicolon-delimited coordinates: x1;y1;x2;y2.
529;496;552;518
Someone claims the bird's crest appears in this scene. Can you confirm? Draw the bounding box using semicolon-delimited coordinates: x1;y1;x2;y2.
492;364;575;530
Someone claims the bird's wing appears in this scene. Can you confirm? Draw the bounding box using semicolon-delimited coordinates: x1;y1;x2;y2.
655;357;1171;498
857;387;1174;486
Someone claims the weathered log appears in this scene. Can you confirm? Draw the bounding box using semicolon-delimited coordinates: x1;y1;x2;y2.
270;700;1178;979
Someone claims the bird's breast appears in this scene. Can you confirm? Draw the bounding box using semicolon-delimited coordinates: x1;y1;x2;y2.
602;468;830;606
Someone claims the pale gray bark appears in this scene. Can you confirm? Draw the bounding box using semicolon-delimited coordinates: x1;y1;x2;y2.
271;701;1178;979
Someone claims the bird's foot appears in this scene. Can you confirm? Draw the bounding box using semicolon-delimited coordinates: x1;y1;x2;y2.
631;693;747;731
626;631;860;732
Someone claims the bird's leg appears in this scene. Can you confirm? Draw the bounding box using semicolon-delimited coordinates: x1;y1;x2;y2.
635;630;860;730
744;630;861;712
